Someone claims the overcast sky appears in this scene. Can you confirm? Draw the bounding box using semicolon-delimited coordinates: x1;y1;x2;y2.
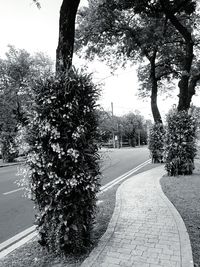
0;0;198;121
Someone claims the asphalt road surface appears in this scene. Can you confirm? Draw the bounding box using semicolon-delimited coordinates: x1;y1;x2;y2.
0;146;150;244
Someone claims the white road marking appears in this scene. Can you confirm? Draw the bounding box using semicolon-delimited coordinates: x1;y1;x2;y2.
0;159;151;258
3;187;24;195
99;159;151;194
0;231;37;259
0;225;36;254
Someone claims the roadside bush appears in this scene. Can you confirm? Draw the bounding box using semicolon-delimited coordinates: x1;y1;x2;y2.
1;131;18;162
148;123;165;163
0;102;19;162
164;110;197;176
26;68;100;255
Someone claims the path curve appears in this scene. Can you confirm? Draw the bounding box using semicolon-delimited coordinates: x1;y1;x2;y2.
81;166;193;267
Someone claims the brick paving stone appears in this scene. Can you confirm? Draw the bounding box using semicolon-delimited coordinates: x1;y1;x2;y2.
118;254;132;260
106;257;121;265
119;260;133;267
134;263;150;267
106;252;120;258
150;264;163;267
107;264;121;267
159;259;179;267
81;166;193;267
158;253;171;260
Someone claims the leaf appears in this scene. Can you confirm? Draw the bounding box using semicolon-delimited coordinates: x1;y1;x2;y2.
71;224;78;231
64;234;69;241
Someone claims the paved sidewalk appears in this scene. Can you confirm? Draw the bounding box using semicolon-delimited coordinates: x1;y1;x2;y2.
81;166;194;267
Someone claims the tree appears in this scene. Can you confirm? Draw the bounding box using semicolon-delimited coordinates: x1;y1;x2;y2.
28;0;101;254
0;46;53;162
96;109;113;143
0;91;18;162
129;0;200;172
96;109;148;147
56;0;80;73
26;71;100;254
122;112;148;146
75;0;184;124
159;0;200;111
121;0;200;111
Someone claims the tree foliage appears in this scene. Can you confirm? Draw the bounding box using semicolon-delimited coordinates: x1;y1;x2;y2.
96;109;113;143
97;109;148;146
0;46;53;161
26;69;100;254
75;0;187;124
148;123;165;163
122;112;148;146
76;0;200;120
30;1;102;255
119;0;200;110
165;109;197;175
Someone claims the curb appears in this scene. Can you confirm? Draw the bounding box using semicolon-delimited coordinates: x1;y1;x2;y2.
81;179;122;267
157;175;194;267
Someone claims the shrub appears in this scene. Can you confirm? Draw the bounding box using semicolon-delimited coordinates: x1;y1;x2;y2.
164;110;197;176
1;131;18;162
26;68;100;255
148;123;165;163
0;104;19;162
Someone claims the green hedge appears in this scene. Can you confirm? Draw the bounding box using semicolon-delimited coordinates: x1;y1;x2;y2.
26;69;100;255
148;123;165;163
165;110;197;176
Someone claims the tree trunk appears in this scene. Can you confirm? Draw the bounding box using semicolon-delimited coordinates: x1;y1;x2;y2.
150;50;163;124
151;85;162;124
160;0;194;111
56;0;80;74
177;41;194;111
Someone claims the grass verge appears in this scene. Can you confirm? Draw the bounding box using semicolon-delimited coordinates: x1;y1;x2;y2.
160;153;200;267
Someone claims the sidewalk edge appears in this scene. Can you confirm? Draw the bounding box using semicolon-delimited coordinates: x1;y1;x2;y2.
81;185;122;267
157;173;194;267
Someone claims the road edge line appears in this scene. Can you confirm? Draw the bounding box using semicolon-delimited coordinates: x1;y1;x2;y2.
0;232;37;259
0;225;36;253
99;159;151;194
3;187;24;195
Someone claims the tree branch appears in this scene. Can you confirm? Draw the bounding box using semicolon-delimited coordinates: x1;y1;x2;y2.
160;0;193;43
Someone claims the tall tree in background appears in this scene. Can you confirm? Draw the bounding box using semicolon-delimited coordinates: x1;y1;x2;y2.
129;0;200;173
0;46;53;162
160;0;200;110
76;0;200;119
122;0;200;111
75;0;183;124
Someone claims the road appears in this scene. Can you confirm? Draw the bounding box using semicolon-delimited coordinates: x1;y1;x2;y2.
0;146;151;244
0;166;34;244
99;147;150;186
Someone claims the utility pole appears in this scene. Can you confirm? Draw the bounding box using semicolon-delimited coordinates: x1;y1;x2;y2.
111;102;115;148
136;129;141;146
138;129;141;147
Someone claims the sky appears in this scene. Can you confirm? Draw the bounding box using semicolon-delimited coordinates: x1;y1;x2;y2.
0;0;199;121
